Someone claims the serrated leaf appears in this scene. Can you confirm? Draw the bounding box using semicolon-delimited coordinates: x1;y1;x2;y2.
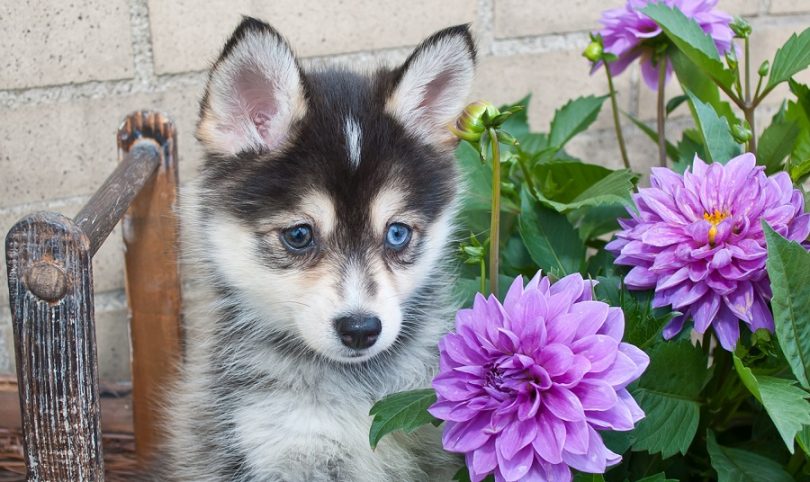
787;81;810;172
642;3;735;89
519;188;585;276
758;117;799;174
706;431;793;482
766;27;810;91
548;95;608;148
734;356;810;453
764;224;810;389
629;340;711;457
624;111;680;161
685;88;740;163
532;161;636;212
368;389;439;449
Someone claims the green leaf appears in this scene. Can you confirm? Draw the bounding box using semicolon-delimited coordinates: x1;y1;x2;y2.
368;389;439;449
498;95;531;143
764;224;810;389
758;117;799;174
787;81;810;174
594;278;675;350
624;111;680;161
706;431;793;482
766;27;810;91
675;129;707;171
637;474;678;482
572;473;605;482
642;3;735;89
629;340;711;457
519;188;585;276
532;161;636;212
734;355;810;453
666;95;689;115
685;88;740;163
456;141;492;211
548;95;608;148
671;48;736;125
798;426;810;456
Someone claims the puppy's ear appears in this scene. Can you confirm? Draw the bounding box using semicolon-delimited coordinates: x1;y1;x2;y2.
386;25;476;145
197;17;306;156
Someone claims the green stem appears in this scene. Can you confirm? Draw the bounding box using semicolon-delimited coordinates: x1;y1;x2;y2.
605;66;631;169
479;258;486;295
488;128;501;296
657;59;668;167
743;36;757;154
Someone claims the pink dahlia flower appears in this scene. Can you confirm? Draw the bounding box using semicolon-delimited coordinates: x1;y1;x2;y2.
595;0;733;89
607;154;810;351
428;273;649;482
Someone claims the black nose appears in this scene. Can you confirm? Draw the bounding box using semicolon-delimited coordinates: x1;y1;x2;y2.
335;315;382;350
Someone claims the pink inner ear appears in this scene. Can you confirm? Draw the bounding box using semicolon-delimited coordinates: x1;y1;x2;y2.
236;69;281;147
419;70;455;116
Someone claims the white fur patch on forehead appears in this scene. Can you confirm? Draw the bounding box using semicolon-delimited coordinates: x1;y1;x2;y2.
344;116;362;168
198;19;307;156
386;25;475;146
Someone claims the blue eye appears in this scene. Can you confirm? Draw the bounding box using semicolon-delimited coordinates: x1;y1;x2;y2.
385;223;412;250
281;224;314;251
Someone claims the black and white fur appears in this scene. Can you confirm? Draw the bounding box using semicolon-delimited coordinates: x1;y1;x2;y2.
163;18;476;481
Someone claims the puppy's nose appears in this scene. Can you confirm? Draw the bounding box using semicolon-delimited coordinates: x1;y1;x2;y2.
335;315;382;350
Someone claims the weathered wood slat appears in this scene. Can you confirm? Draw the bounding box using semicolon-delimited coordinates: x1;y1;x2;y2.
119;111;182;465
74;142;161;257
5;213;104;481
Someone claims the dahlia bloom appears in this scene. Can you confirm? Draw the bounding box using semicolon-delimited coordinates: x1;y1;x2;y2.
607;154;810;351
595;0;733;89
429;273;649;482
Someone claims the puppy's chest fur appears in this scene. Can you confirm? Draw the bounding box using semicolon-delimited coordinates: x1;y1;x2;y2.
164;304;456;482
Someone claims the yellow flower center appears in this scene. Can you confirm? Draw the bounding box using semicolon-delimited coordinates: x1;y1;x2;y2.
703;209;730;246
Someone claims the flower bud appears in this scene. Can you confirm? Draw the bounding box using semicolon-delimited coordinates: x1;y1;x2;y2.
730;17;751;38
758;60;770;77
450;101;497;142
732;121;752;143
582;41;603;62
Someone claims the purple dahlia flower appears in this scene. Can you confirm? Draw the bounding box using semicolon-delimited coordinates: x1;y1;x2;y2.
428;273;649;482
595;0;733;89
607;154;810;351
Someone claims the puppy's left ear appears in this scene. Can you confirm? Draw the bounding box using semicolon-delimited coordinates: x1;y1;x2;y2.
386;25;476;145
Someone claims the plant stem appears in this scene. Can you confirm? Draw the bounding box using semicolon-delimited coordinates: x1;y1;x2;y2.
479;258;486;295
488;127;501;296
605;66;631;169
743;37;757;154
657;59;668;167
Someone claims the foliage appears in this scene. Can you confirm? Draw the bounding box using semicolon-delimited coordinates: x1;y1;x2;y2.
369;6;810;481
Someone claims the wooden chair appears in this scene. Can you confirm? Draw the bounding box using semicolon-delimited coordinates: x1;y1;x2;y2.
1;111;183;481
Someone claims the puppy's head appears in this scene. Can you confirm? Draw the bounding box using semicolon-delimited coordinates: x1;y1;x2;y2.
194;18;475;363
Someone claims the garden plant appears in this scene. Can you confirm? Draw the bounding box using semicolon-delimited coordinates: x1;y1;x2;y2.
368;1;810;481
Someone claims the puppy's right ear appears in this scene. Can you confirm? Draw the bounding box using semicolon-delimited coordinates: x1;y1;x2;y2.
197;17;306;156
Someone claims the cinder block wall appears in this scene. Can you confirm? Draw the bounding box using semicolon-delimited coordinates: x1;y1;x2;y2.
1;0;809;380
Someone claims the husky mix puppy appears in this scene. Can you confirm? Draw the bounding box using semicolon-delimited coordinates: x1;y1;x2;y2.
164;17;476;482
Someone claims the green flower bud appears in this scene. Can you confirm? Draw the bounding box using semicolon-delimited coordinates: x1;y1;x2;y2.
758;60;770;77
450;101;497;142
732;121;752;143
730;17;751;38
582;41;603;62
